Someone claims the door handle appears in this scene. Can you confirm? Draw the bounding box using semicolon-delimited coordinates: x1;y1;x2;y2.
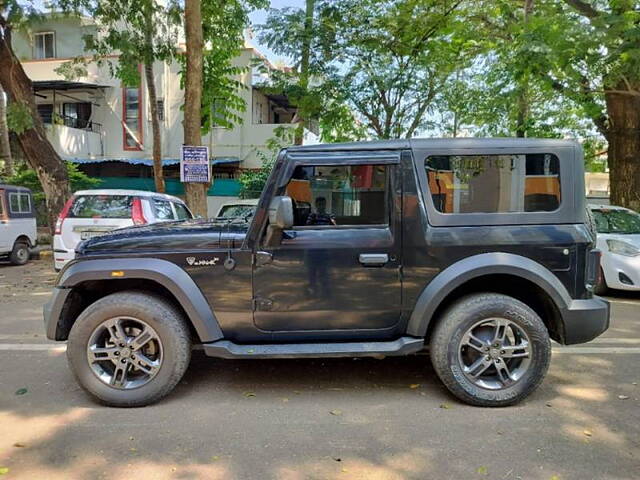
359;253;389;266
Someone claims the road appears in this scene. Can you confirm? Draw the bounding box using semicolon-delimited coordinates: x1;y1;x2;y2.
0;259;638;479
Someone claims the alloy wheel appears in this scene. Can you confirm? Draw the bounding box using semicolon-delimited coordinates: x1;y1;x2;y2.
458;318;532;390
86;317;163;389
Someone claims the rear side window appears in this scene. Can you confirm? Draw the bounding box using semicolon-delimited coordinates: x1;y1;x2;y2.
9;193;31;214
425;154;560;214
151;198;174;221
173;202;191;220
69;195;133;218
285;164;388;227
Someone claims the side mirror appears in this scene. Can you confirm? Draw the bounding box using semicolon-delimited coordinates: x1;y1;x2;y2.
268;196;294;229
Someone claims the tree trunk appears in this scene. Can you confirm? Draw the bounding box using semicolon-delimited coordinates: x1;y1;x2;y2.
0;17;70;233
0;83;13;176
143;6;164;194
183;0;208;217
605;82;640;211
294;0;315;145
515;0;534;138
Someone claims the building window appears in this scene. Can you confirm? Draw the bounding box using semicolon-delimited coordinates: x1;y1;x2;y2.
63;103;92;129
34;32;55;59
37;104;53;124
123;80;142;150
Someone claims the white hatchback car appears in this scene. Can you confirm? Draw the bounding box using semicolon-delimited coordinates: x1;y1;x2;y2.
590;204;640;294
53;189;192;270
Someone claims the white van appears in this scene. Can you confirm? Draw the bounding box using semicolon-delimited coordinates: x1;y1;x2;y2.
53;189;192;270
0;185;37;265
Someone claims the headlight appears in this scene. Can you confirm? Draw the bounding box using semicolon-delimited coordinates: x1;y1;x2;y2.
606;239;640;257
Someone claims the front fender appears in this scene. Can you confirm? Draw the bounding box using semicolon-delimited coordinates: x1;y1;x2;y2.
406;252;573;337
47;258;223;342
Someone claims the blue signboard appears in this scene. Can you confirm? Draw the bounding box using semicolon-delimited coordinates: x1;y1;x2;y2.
180;146;210;183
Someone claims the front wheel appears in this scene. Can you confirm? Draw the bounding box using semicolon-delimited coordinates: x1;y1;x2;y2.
67;291;191;407
430;293;551;407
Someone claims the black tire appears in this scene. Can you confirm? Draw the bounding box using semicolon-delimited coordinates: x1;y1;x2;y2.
9;241;30;265
67;291;191;407
430;293;551;407
593;267;608;296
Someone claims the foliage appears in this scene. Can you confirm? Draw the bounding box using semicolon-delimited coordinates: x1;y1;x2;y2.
6;101;33;134
259;0;474;140
3;162;100;201
238;126;292;199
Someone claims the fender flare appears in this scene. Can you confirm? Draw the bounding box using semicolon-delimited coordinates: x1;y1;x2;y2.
57;258;223;342
406;252;573;337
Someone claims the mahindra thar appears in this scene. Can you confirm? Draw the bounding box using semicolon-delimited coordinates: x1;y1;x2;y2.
44;138;609;407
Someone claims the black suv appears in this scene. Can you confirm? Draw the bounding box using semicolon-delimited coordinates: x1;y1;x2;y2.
44;138;609;407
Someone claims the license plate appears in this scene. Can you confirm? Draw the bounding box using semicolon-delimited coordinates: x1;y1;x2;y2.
80;231;105;240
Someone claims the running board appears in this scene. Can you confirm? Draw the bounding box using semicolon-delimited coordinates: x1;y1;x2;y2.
202;337;424;359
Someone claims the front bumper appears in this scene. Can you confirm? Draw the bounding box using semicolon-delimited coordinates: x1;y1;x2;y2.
43;287;71;340
602;252;640;291
561;297;610;345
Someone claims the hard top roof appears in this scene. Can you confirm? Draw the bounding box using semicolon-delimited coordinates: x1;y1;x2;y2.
0;184;32;193
287;137;578;153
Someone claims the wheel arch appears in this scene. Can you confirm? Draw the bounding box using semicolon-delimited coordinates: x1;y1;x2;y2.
50;258;223;342
13;235;32;247
407;253;572;343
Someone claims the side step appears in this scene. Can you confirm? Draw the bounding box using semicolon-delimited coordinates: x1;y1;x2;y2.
202;337;424;359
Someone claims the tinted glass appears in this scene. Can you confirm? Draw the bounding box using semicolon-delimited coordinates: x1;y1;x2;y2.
285;164;388;226
593;209;640;234
173;202;191;220
152;199;174;221
0;191;3;215
9;193;30;213
9;193;20;213
69;195;133;218
425;154;561;214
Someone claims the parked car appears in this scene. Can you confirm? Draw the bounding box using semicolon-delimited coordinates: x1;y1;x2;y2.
216;199;259;221
44;138;609;408
0;184;37;265
590;204;640;294
53;189;192;270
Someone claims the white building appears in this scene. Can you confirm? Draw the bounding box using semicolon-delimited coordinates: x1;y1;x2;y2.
14;15;317;215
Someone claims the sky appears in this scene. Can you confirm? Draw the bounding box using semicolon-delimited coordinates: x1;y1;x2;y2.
248;0;304;63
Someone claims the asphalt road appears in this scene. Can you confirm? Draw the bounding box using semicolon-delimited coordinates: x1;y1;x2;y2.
0;259;638;480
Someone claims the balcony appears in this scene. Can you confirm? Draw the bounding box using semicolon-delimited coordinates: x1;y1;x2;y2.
45;124;102;159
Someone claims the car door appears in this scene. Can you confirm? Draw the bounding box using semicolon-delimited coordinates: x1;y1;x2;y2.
252;154;402;335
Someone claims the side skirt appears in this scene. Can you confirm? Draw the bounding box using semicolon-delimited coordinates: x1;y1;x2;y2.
202;337;424;359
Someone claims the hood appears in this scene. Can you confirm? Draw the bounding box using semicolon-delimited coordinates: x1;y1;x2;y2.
77;218;249;256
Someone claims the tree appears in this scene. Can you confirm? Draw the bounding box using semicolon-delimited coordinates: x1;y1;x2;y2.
530;0;640;209
0;2;71;233
59;0;181;193
0;83;12;175
183;0;207;217
181;0;265;216
258;0;365;143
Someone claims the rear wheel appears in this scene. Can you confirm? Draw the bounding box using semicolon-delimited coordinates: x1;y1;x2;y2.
67;291;191;407
430;293;551;407
9;241;30;265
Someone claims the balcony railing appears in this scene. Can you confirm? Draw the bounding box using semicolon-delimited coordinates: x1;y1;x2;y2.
40;114;102;134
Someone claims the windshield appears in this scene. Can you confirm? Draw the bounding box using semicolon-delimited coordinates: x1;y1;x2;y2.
69;195;133;219
218;205;256;219
592;209;640;234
